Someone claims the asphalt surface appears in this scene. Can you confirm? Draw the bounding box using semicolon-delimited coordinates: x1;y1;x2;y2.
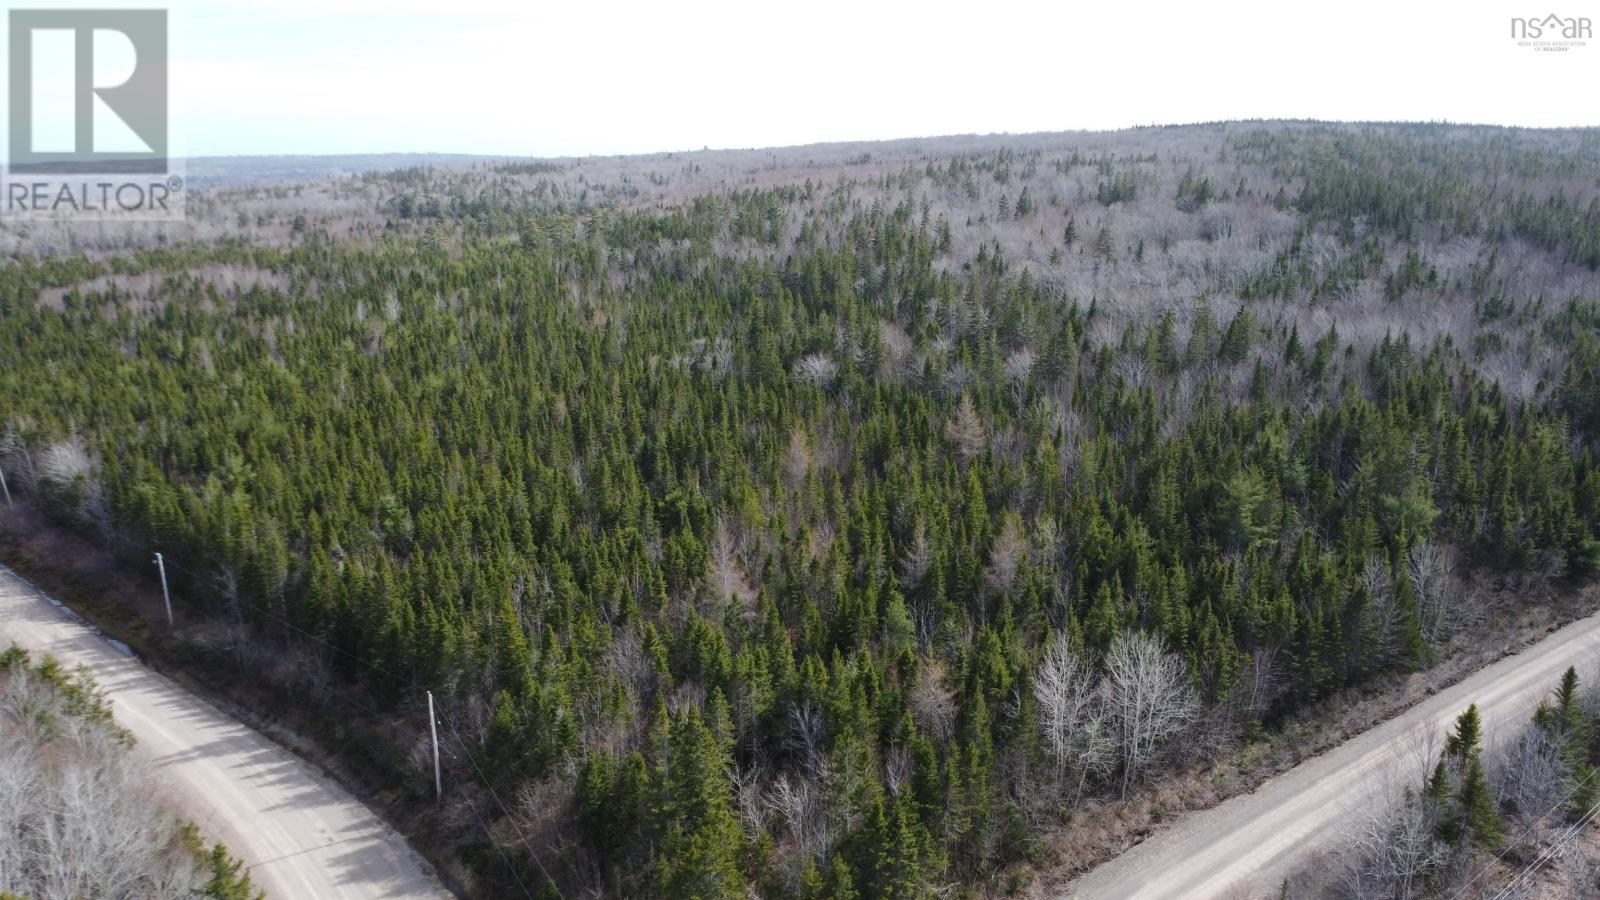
0;563;451;900
1068;607;1600;899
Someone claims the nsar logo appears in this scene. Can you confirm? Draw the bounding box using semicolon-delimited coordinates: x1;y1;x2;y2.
1510;13;1592;52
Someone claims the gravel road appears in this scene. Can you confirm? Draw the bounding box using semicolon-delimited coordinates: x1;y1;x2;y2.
0;563;452;899
1068;608;1600;899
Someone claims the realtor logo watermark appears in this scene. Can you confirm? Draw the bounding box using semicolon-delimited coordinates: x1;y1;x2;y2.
5;8;183;220
1511;13;1592;52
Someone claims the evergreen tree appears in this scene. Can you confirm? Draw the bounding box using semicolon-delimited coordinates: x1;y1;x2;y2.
654;707;746;898
1435;704;1502;847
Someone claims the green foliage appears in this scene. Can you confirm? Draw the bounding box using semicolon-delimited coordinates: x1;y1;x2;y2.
654;706;745;898
1532;666;1600;816
1433;704;1502;847
0;123;1596;897
1175;169;1215;213
178;824;264;900
0;645;126;743
1096;171;1137;205
2;648;255;898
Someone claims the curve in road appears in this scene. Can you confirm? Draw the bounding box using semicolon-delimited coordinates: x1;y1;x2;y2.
0;563;451;900
1068;606;1600;899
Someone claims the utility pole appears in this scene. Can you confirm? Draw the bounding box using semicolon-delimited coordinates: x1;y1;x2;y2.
0;465;10;507
154;552;173;627
427;690;442;801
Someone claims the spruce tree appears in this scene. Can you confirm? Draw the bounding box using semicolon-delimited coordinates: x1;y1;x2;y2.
654;707;745;899
1436;704;1502;847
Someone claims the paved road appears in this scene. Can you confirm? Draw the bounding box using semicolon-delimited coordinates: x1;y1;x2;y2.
1068;607;1600;899
0;563;451;900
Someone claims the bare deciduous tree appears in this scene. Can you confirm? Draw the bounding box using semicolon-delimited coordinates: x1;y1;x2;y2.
789;700;826;777
730;762;772;842
945;394;987;463
766;770;827;880
783;425;813;486
1004;347;1035;403
1359;554;1406;668
1034;634;1113;801
708;516;756;610
791;353;838;388
1235;646;1285;724
34;436;110;533
1338;785;1448;900
1102;630;1198;798
0;664;219;899
985;512;1027;594
898;521;933;589
909;656;957;745
1490;726;1569;831
1408;539;1481;646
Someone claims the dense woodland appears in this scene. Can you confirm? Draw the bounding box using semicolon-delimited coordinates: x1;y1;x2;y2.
1;122;1599;897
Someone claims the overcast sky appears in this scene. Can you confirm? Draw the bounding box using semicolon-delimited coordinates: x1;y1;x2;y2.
12;0;1600;158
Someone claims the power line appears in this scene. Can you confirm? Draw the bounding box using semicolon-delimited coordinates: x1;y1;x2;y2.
451;776;538;900
1447;759;1600;900
137;550;563;899
153;554;557;897
1490;794;1600;899
438;714;564;897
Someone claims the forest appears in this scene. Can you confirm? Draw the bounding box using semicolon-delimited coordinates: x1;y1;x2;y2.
1;122;1598;897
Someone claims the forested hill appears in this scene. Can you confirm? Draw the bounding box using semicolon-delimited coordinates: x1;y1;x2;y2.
180;152;507;188
1;122;1599;897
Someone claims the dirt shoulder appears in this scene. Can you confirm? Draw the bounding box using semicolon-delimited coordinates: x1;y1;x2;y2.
1019;581;1600;897
0;501;475;896
0;561;450;899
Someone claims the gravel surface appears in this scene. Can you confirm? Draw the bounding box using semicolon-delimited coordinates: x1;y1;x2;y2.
0;563;451;900
1068;607;1600;899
